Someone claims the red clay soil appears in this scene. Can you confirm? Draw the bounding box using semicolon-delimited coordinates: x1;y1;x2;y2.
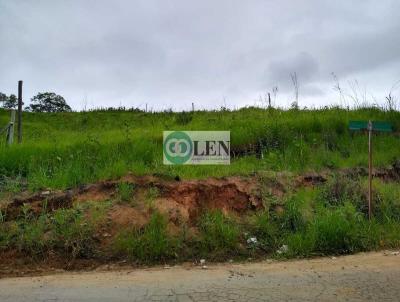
158;176;262;221
2;175;263;223
108;204;149;229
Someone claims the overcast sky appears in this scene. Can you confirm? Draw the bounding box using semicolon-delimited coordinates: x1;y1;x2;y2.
1;0;400;111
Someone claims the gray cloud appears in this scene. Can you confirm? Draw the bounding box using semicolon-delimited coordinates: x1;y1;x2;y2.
267;52;319;86
1;0;400;110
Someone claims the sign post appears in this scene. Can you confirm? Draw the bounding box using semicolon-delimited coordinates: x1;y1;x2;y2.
367;120;372;220
349;120;393;219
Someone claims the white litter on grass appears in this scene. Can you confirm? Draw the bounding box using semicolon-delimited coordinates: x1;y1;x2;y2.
247;237;258;244
200;259;206;265
276;245;288;254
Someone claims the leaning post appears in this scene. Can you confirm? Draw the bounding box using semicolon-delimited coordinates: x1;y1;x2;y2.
6;110;16;145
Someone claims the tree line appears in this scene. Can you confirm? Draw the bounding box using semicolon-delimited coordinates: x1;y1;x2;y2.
0;92;71;112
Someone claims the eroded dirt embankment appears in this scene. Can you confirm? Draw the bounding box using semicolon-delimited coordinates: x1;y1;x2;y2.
4;175;263;223
1;162;399;277
4;160;400;222
1;175;267;277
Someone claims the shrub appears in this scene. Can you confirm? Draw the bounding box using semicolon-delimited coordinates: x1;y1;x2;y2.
15;214;49;256
319;174;366;211
51;208;95;258
0;221;18;250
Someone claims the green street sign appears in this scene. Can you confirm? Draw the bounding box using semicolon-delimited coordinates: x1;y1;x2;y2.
348;119;394;220
349;121;392;132
373;121;393;132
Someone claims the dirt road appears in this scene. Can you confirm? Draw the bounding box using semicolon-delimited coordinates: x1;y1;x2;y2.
0;252;399;301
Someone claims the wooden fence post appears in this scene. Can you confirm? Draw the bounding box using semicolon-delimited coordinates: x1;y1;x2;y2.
17;80;23;143
6;110;15;145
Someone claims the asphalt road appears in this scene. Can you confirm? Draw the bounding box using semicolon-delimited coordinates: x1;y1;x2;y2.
0;252;399;301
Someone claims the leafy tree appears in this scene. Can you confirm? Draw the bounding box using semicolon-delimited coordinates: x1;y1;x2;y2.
4;94;17;109
0;92;7;108
0;93;17;109
28;92;72;113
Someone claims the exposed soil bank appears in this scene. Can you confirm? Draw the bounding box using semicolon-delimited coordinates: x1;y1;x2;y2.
4;161;400;221
1;163;399;278
4;175;263;222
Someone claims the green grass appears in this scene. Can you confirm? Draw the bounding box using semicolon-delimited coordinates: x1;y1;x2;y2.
374;180;400;223
248;211;280;252
145;187;160;207
0;200;111;259
113;211;179;262
116;182;135;203
198;210;240;256
278;180;400;258
50;207;95;258
0;107;399;190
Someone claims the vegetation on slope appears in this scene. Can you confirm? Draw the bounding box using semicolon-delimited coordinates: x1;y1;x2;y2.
0;106;399;269
0;175;399;265
0;106;399;190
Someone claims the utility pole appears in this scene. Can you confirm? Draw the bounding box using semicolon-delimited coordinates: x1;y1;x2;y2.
17;80;23;143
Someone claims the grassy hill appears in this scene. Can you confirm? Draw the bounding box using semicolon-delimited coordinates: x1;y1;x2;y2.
0;106;400;270
0;106;399;190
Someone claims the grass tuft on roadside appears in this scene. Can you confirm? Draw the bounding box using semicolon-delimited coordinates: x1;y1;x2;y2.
113;211;179;262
